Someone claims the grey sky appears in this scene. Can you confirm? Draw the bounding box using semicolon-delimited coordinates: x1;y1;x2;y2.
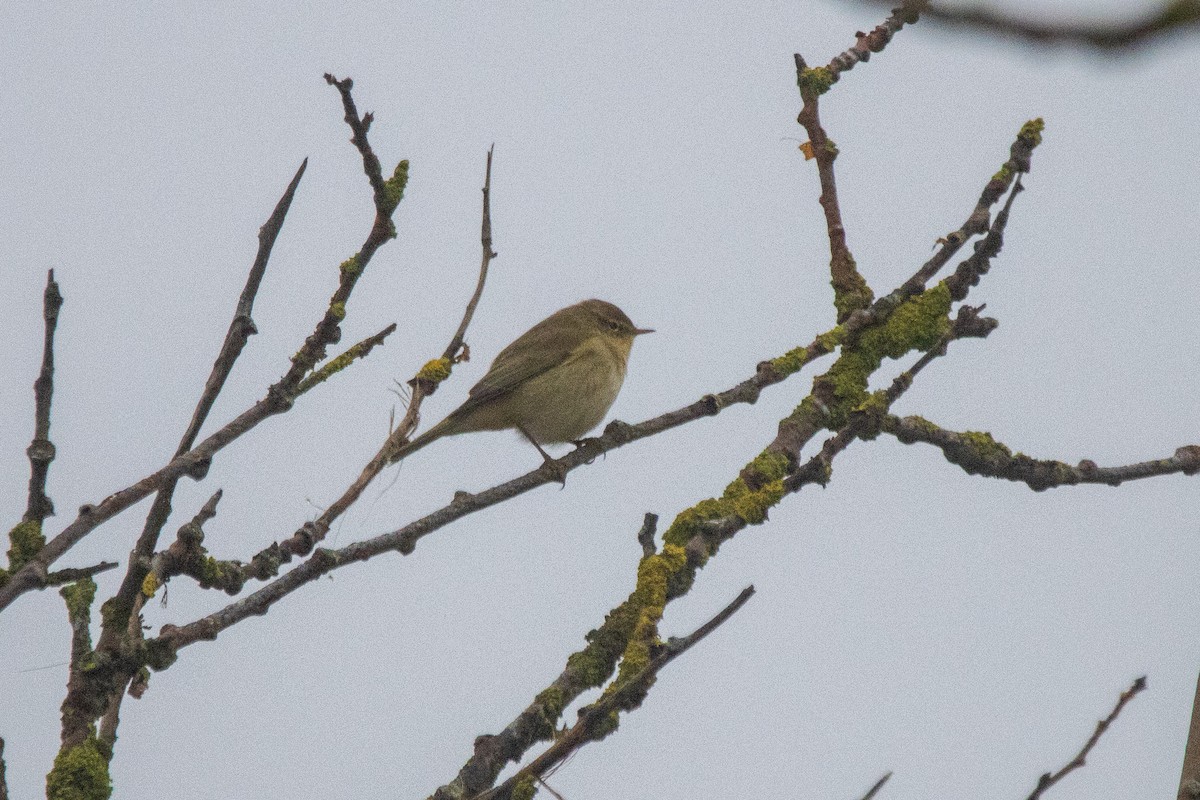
2;2;1198;798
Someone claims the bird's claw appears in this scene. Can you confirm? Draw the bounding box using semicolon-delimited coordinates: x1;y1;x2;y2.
540;457;569;487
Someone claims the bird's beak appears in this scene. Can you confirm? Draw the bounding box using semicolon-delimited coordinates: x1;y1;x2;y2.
633;327;655;335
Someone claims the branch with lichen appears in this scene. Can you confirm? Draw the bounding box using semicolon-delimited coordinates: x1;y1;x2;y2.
209;148;499;591
477;586;757;800
883;415;1200;490
28;76;412;800
156;286;960;652
2;271;63;593
425;300;996;800
151;144;1028;654
297;323;398;395
0;80;408;616
96;158;308;659
793;1;926;321
139;491;253;598
420;95;1040;800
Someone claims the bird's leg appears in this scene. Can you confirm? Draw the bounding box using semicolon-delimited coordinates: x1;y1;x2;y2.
518;425;568;486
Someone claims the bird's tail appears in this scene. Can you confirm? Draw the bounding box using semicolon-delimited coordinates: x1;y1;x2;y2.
386;416;454;464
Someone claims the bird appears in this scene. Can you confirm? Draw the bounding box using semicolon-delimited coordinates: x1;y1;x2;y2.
389;298;652;465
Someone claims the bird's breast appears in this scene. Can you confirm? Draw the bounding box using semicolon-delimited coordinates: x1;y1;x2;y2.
515;335;630;443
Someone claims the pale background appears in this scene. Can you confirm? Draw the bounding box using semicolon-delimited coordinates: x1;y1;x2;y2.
2;2;1198;798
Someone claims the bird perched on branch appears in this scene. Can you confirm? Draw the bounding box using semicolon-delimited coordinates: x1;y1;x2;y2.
389;299;652;465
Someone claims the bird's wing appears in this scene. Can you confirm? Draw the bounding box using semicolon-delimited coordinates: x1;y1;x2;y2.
449;308;590;419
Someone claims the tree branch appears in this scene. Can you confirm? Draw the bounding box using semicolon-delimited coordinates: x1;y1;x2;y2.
0;78;407;613
476;586;757;800
296;323;398;396
98;158;308;650
156;146;1013;653
883;416;1200;490
24;269;63;525
443;144;497;364
1178;671;1200;798
208;146;500;589
874;0;1200;50
793;1;926;320
422;313;981;800
1025;677;1147;799
858;772;892;800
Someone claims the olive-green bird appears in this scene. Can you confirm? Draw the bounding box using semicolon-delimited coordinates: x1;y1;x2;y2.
390;299;653;463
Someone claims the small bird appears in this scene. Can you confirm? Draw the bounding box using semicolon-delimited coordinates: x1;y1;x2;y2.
390;299;653;465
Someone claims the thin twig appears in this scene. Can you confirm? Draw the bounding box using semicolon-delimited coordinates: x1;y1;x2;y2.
24;269;63;524
44;562;120;587
323;74;388;207
795;49;864;321
443;145;498;363
477;586;756;800
182;157;308;451
533;777;565;800
858;772;892;800
297;323;399;396
1025;676;1147;800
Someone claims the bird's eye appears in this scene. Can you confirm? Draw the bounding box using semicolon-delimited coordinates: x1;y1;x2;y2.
606;320;623;332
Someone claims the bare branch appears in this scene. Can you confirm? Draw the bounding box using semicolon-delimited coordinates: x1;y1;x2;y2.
871;0;1200;50
477;586;756;800
1179;672;1200;798
44;562;120;587
144;491;247;595
183;157;308;451
636;512;658;558
24;269;62;525
1025;677;1147;799
443;144;498;364
323;73;389;208
224;146;502;585
857;771;892;800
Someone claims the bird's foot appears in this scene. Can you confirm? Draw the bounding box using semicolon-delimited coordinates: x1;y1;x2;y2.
539;455;569;487
570;436;606;465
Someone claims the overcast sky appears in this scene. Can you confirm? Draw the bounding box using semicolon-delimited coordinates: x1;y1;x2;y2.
2;2;1199;799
